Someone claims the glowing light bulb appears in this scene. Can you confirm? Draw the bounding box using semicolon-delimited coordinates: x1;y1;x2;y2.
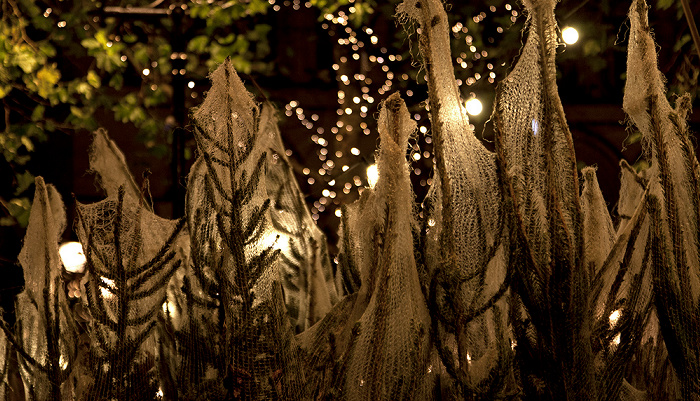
465;97;483;116
562;27;579;45
59;242;86;274
609;309;621;326
366;164;379;188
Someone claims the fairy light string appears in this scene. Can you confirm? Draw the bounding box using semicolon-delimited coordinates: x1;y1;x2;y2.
277;1;524;222
41;0;524;223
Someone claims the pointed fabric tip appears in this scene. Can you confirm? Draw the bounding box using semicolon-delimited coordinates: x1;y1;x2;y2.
185;60;304;399
89;128;142;203
495;0;581;264
378;92;414;150
375;93;415;195
194;59;258;150
624;0;700;295
14;176;76;399
623;0;663;137
339;91;431;401
19;177;66;293
623;2;700;397
581;167;614;278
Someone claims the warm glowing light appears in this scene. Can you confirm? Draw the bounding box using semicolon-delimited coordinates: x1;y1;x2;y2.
465;97;483;116
59;242;86;274
609;309;621;326
143;68;150;76
562;26;579;45
350;147;360;156
366;164;379;188
100;277;116;298
612;332;621;346
162;300;176;314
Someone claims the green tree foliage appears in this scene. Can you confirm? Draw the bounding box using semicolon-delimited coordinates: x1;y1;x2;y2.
0;0;283;228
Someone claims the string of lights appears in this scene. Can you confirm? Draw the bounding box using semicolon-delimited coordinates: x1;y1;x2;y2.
38;0;581;225
274;1;532;222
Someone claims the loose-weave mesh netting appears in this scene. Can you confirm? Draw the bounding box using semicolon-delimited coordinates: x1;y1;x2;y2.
323;92;432;400
2;0;700;399
397;0;511;395
12;177;74;401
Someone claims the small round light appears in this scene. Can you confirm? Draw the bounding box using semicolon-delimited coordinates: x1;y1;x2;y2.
465;97;483;116
562;27;579;45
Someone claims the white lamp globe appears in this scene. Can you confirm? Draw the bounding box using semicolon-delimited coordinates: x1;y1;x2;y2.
59;242;86;274
465;97;483;116
562;26;579;45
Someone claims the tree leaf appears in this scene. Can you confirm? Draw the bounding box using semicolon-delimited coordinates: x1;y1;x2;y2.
87;70;101;88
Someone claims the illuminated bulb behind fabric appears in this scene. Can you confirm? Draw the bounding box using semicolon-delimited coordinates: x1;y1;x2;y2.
366;164;379;188
59;241;86;274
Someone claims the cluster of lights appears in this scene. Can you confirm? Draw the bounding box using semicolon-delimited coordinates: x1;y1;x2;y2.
43;1;579;226
305;2;580;224
278;2;540;222
278;3;432;221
